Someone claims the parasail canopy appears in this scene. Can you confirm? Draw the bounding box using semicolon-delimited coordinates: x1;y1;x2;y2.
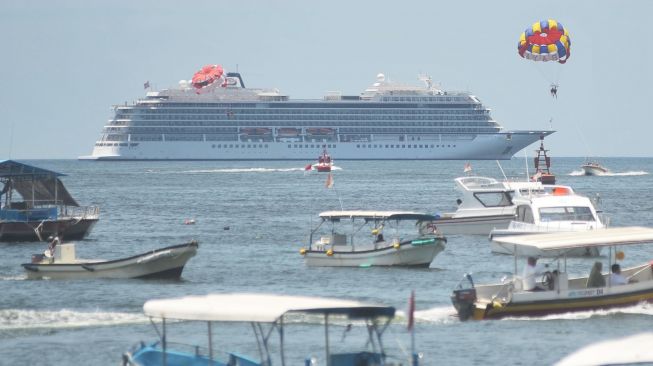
518;19;571;64
191;64;224;89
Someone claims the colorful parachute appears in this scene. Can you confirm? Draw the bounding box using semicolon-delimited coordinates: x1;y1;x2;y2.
191;64;224;89
518;20;571;64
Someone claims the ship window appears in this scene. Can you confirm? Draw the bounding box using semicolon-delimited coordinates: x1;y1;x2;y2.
448;145;451;147
229;144;233;148
305;144;308;148
402;145;405;148
539;207;595;222
473;192;513;208
356;144;360;148
374;145;378;148
288;144;291;148
419;145;423;148
333;145;336;148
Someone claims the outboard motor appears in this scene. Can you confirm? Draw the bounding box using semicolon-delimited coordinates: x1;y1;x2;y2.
450;273;477;321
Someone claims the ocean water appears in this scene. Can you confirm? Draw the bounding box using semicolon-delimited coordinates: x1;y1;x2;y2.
0;157;652;365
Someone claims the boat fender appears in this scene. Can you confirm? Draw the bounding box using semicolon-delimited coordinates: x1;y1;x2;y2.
491;300;503;309
326;249;334;256
299;248;307;255
393;242;401;250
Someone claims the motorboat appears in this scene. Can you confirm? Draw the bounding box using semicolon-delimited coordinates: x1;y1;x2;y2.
313;148;333;172
122;293;418;366
581;161;609;176
433;176;544;235
489;185;606;256
555;332;653;366
531;135;556;184
0;160;99;242
301;210;446;267
22;241;198;280
451;227;653;321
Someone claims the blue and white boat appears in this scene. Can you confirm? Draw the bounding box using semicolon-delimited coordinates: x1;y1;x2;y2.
0;160;99;242
82;69;551;160
122;293;415;366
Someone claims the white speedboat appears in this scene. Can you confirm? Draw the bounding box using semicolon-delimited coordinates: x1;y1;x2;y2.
301;211;446;267
433;176;544;235
123;293;417;366
451;227;653;321
489;185;606;256
581;161;609;176
22;241;198;280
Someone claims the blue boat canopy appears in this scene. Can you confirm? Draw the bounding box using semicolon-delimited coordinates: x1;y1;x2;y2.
0;160;78;207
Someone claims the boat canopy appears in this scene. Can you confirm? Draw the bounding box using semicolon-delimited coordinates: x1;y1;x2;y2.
493;226;653;256
143;293;395;322
319;210;437;222
0;160;78;206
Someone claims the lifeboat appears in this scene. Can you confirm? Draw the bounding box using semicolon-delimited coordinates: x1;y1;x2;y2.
240;128;271;135
306;128;334;135
191;65;224;89
277;128;300;137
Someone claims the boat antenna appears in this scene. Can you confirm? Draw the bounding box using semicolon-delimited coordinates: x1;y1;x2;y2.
496;160;509;187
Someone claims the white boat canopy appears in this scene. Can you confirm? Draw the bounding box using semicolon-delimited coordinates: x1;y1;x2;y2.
319;210;436;221
493;226;653;257
143;293;395;322
555;332;653;366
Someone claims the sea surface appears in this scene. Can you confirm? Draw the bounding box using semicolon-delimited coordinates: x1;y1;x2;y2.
1;157;652;365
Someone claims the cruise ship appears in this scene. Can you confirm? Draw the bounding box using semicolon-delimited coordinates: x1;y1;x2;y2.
82;67;552;160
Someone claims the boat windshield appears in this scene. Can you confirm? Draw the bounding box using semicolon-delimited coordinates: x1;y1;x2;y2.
473;192;513;207
539;206;595;222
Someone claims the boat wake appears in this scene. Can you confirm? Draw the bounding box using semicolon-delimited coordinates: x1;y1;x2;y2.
0;309;148;330
504;303;653;321
181;167;306;173
395;306;458;325
569;170;648;176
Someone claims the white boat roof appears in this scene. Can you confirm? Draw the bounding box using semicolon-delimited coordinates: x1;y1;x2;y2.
555;332;653;366
319;210;436;221
143;293;395;322
493;227;653;256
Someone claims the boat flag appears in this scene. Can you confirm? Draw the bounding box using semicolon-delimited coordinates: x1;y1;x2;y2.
463;162;472;173
407;290;415;330
325;173;334;188
144;81;150;89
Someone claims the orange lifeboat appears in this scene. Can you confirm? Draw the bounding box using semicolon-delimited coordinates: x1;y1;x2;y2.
191;64;224;89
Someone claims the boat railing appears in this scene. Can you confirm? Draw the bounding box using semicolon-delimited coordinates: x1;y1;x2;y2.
508;220;605;232
158;341;260;365
0;201;99;222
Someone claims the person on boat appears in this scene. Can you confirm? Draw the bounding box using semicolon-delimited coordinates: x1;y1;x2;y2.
44;235;60;260
586;262;606;288
375;233;385;243
610;264;628;285
522;256;547;291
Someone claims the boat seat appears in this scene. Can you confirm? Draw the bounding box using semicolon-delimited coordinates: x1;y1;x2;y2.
586;262;606;288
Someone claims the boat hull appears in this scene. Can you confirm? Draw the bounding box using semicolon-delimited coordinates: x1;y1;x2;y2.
472;286;653;320
0;218;98;242
434;214;515;235
82;131;550;161
582;165;609;176
303;240;445;267
21;242;198;280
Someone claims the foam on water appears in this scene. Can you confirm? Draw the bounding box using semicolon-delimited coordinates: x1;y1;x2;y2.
396;306;459;325
0;309;148;330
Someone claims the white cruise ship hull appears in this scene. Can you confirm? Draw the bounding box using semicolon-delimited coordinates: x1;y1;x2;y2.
81;131;545;160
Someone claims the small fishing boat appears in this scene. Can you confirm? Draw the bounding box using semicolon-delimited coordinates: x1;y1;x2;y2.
22;241;198;280
581;161;609;176
122;293;417;366
313;148;333;172
489;184;606;256
451;227;653;321
0;160;99;242
301;210;446;267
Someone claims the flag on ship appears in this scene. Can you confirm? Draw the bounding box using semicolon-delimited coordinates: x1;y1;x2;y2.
463;162;472;173
325;173;334;188
144;81;150;89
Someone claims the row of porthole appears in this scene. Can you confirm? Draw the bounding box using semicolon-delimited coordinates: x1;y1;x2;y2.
357;144;456;148
287;144;337;149
211;144;271;149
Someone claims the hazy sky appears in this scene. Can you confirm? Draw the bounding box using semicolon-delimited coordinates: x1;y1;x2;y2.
1;0;650;159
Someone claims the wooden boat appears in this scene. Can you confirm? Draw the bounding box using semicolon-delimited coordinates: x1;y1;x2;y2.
22;241;198;280
301;211;446;267
122;293;416;366
451;227;653;320
0;160;99;241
